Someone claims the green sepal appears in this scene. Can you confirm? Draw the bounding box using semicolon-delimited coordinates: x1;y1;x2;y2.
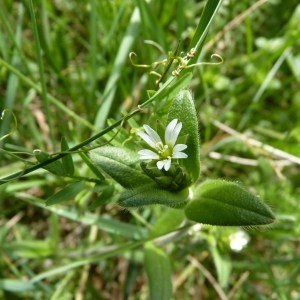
154;176;174;186
141;161;191;191
118;184;189;208
184;179;275;226
140;161;164;179
167;90;200;184
89;146;152;188
140;161;174;188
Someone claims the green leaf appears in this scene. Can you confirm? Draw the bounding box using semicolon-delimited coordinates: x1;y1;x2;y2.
89;146;152;188
118;184;189;208
168;90;201;184
94;7;141;128
186;0;223;69
144;242;172;300
89;184;115;209
3;240;54;258
150;208;185;238
61;136;74;176
0;279;35;292
80;151;105;181
210;245;231;289
34;149;67;176
25;195;148;239
162;72;193;101
185;179;275;226
46;181;84;206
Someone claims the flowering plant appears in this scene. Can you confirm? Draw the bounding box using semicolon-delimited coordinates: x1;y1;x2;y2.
90;90;275;226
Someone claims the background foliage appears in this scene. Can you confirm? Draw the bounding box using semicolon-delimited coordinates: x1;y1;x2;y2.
0;0;300;299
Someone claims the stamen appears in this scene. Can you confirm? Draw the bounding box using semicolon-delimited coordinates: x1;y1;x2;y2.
156;142;165;153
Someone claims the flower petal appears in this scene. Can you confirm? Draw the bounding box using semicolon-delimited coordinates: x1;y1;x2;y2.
157;158;171;171
173;152;188;159
138;132;156;149
164;158;172;171
143;125;162;144
173;144;188;158
138;126;161;149
164;119;177;145
165;119;182;147
173;144;187;152
156;160;165;170
166;119;178;133
138;149;159;160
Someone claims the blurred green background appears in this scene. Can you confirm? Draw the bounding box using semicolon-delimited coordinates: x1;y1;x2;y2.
0;0;300;299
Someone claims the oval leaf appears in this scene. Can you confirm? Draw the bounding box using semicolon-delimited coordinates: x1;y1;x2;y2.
0;279;35;292
118;184;189;208
46;181;84;206
167;90;200;184
90;146;152;188
185;179;275;226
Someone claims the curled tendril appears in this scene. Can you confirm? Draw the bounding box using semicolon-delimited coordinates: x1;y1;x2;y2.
130;42;223;84
129;52;168;71
186;53;224;68
129;41;181;85
172;53;224;77
149;70;163;79
129;52;152;68
144;40;166;56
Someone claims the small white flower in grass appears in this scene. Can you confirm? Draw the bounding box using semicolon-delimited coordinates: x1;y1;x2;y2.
138;119;188;171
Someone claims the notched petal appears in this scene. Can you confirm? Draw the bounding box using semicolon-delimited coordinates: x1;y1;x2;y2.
138;132;157;149
157;159;171;171
157;160;165;170
165;119;182;146
143;125;162;144
173;152;188;159
138;149;160;159
173;144;187;152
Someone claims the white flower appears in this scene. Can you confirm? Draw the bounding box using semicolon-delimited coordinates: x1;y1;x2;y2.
137;119;188;171
229;230;250;252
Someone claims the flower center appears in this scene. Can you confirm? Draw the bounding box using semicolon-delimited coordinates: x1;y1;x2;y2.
156;142;172;159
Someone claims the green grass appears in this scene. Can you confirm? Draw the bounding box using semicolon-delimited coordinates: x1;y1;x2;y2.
1;0;300;299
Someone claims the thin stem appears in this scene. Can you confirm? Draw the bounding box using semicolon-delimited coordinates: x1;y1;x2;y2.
156;40;181;85
0;109;140;185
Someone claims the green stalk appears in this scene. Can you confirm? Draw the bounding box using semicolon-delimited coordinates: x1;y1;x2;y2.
27;0;54;146
0;109;140;185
